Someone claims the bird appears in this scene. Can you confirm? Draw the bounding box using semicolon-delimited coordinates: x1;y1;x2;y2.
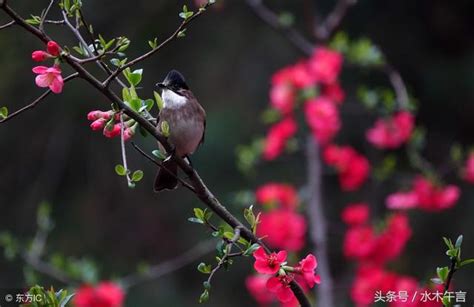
154;70;206;191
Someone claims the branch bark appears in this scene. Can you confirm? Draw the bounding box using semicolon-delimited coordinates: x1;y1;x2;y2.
306;136;334;307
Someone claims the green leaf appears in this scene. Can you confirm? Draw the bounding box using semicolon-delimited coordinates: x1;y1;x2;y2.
199;290;209;303
243;243;260;256
455;235;463;248
144;99;154;112
154;91;164;110
179;5;194;20
129;98;142;112
122;87;131;103
436;266;449;282
443;237;454;250
0;106;8;119
148;37;158;49
244;206;256;228
152;149;166;160
194;208;205;220
197;262;212;274
161;121;170;137
128;69;143;87
460;258;474;267
449;143;463;163
115;164;127;176
131;170;144;182
177;29;187;38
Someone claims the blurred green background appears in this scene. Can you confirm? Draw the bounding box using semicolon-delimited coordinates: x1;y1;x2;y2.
0;0;473;306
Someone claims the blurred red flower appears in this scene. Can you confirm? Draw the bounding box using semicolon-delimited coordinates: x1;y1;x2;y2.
304;97;341;145
366;111;415;149
255;183;299;209
308;47;343;84
74;281;124;307
263;117;297;160
341;203;370;226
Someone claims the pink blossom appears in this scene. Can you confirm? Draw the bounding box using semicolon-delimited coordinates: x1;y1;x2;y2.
252;247;287;275
255;183;299;209
245;275;274;305
304;97;341;145
32;65;64;94
308;47;343;84
74;281;124;307
270;82;295;114
266;275;295;303
366;111;414;149
386;191;418;210
87;110;113;121
295;254;321;288
263;117;297;160
46;40;61;57
257;210;307;252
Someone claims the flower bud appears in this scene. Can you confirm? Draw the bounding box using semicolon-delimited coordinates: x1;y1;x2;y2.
103;123;121;138
46;41;61;57
90;118;106;131
31;50;49;62
87;110;113;121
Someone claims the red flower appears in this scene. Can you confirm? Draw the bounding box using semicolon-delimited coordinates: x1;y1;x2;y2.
245;275;274;305
289;60;315;89
413;176;460;211
32;65;64;94
463;152;474;184
366;111;414;149
257;210;307;252
31;50;49;62
304;97;341;145
350;266;397;306
255;183;298;209
323;144;370;191
295;254;321;288
263;117;297;160
74;281;124;307
372;213;412;264
322;82;345;104
343;226;376;260
386;191;418;210
341;203;370;226
389;276;419;307
46;40;61;57
308;47;343;84
253;246;287;274
270;82;295;114
266;275;295;303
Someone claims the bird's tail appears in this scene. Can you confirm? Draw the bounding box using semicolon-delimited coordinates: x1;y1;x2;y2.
154;157;178;192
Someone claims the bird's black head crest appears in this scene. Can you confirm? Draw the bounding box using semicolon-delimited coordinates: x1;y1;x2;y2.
161;70;189;91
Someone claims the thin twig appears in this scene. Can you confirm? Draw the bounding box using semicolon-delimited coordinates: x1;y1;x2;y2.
244;0;313;55
0;73;79;124
22;252;79;286
120;239;215;290
314;0;357;42
130;142;196;193
119;113;133;186
384;63;409;109
103;1;215;87
205;227;242;286
0;20;14;29
444;256;457;292
39;0;55;33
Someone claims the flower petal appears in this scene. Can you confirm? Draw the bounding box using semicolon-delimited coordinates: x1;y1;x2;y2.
276;286;294;303
276;250;287;262
265;277;282;293
35;74;51;88
50;75;64;93
253;247;266;261
254;260;279;274
32;66;48;74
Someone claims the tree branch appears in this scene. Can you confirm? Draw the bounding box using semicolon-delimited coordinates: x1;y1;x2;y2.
383;63;409;109
0;73;79;124
305;136;334;307
0;20;14;30
244;0;313;55
130;142;196;193
119;239;215;290
103;2;215;87
314;0;357;42
39;0;55;33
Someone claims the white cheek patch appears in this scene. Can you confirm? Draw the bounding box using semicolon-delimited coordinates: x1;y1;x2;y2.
162;89;187;108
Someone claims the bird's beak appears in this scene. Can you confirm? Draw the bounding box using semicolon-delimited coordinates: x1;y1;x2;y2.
156;83;166;89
